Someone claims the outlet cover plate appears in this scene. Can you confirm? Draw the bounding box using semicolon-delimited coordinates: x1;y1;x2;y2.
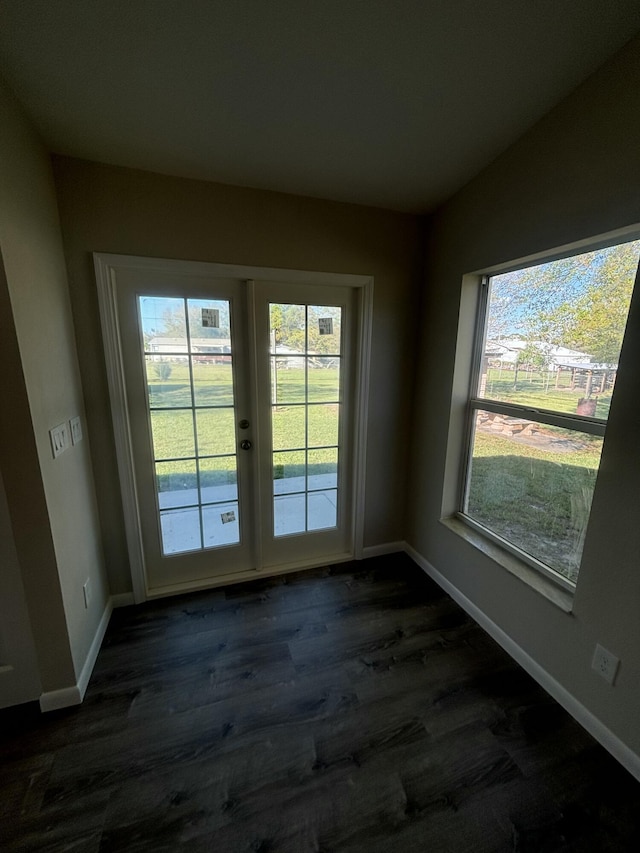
592;643;619;685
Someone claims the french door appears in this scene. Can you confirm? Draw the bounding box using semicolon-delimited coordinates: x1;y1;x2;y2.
96;256;370;599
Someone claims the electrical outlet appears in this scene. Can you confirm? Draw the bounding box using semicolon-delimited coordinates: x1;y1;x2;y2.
592;643;619;685
49;423;70;458
83;579;92;609
70;415;83;445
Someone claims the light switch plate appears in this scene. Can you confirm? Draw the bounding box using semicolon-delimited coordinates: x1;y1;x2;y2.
49;423;70;458
70;415;83;445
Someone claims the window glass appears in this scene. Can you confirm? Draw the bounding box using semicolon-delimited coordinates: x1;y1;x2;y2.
465;413;602;583
140;295;240;555
463;239;640;586
269;303;342;535
479;243;640;417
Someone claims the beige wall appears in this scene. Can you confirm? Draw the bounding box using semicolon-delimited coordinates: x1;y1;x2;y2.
0;464;41;707
6;24;637;767
0;80;108;688
408;36;640;756
52;158;424;593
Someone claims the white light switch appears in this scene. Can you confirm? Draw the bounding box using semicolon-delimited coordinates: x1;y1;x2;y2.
70;416;83;445
49;423;70;458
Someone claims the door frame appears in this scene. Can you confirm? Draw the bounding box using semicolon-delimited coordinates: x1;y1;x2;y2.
94;253;373;602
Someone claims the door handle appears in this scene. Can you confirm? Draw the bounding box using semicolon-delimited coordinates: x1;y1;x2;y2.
240;439;252;451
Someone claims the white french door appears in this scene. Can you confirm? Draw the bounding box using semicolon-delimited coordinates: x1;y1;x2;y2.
253;280;355;570
117;270;255;590
96;256;371;599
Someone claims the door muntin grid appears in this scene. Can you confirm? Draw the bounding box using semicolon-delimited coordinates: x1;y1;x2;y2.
139;295;241;555
269;303;342;536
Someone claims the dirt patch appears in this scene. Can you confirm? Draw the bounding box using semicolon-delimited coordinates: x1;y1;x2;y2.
476;414;591;454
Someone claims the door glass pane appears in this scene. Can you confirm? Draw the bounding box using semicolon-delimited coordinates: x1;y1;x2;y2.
308;490;337;531
270;303;305;354
272;406;306;451
308;448;338;491
192;357;234;407
271;356;305;404
308;306;341;354
274;494;306;536
307;358;340;402
273;451;306;494
160;507;201;554
150;410;195;460
199;456;238;504
156;461;198;509
139;295;240;557
465;411;603;583
140;296;187;351
269;302;343;537
145;356;192;407
308;404;339;447
196;409;236;456
187;298;232;355
202;502;240;547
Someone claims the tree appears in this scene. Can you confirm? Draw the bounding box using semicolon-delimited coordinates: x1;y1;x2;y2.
270;304;305;351
488;254;594;340
488;240;640;365
152;360;172;380
533;244;638;364
519;342;551;371
269;304;342;354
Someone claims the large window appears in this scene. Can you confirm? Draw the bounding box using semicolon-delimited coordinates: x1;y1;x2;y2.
461;239;640;588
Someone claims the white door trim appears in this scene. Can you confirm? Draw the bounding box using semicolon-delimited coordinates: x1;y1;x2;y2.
94;253;373;601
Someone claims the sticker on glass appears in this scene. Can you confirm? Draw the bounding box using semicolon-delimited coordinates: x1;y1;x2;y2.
221;510;236;524
202;308;220;328
318;318;333;335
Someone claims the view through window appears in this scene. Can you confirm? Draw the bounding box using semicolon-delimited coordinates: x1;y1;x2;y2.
269;303;342;536
140;296;240;556
462;239;640;586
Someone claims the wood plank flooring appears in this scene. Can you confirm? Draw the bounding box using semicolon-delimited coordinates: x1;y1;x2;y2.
2;553;639;851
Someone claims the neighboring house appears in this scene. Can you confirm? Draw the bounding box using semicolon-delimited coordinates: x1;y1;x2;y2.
148;337;232;356
488;338;594;367
273;345;305;369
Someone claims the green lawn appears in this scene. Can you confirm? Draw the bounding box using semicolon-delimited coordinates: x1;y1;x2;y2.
146;362;341;488
483;368;612;419
471;369;606;581
146;361;340;407
467;429;602;583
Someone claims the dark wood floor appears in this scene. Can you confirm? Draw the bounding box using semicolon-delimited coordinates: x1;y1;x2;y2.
2;553;639;852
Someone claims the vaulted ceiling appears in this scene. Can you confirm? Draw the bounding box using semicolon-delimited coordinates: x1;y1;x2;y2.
1;1;639;212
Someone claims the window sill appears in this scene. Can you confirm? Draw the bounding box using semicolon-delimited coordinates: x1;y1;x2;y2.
440;515;574;613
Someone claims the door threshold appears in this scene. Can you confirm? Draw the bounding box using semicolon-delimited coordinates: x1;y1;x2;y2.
145;551;355;600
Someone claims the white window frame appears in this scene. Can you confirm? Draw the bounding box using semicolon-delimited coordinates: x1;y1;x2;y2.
444;226;640;602
459;274;606;593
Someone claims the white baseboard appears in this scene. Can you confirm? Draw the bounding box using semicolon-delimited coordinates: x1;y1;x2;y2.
362;541;405;559
111;592;135;608
403;541;640;784
39;596;114;713
76;598;113;699
39;684;82;712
